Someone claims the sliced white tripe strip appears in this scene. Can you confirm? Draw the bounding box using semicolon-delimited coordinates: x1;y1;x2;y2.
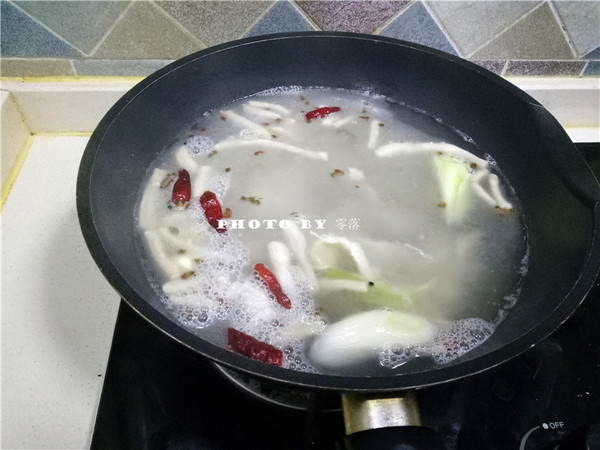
283;222;318;287
331;115;354;129
269;120;298;140
347;167;365;181
174;145;200;172
375;142;488;169
268;241;295;296
214;138;328;161
488;173;513;210
470;172;497;207
221;110;271;138
174;255;197;272
280;320;326;339
162;278;198;297
144;230;181;280
192;165;213;198
309;309;435;368
310;236;377;281
247;100;291;115
367;119;380;149
156;227;204;260
319;278;369;293
138;168;170;230
242;104;282;122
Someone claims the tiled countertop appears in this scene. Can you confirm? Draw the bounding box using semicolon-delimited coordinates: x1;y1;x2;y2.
0;78;598;450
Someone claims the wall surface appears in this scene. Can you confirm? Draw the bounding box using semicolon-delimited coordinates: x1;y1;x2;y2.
1;0;599;78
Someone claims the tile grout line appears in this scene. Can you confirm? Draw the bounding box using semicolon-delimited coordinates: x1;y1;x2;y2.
239;0;278;37
69;59;77;77
87;1;135;58
421;0;463;57
547;0;579;58
373;0;416;35
580;61;589;77
1;134;33;212
152;1;208;49
291;0;322;31
8;1;86;57
465;1;545;59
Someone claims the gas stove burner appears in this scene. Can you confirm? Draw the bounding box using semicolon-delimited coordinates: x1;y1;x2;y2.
212;363;341;412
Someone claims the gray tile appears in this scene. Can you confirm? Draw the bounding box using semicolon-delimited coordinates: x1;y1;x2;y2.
158;1;273;47
296;0;411;34
551;1;600;58
92;1;203;59
583;61;600;76
584;46;600;60
73;59;173;77
472;3;574;60
468;60;506;75
378;1;457;56
425;1;541;57
0;0;82;57
12;1;128;55
245;1;313;37
505;60;585;76
0;58;75;77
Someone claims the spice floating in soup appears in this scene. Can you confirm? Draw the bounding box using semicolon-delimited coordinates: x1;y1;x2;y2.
136;87;528;375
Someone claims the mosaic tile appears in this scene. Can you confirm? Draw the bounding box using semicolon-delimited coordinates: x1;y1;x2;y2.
92;1;202;59
551;1;600;58
0;58;75;77
73;59;173;77
245;1;313;37
468;60;506;75
296;0;410;34
12;1;128;55
471;3;573;60
378;1;457;56
157;1;272;47
425;1;541;57
583;61;600;76
505;60;585;76
584;46;600;60
0;0;82;57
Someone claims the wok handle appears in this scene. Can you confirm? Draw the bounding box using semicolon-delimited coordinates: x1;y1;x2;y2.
338;391;443;450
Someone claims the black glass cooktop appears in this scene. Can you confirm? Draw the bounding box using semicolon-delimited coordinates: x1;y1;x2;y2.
91;144;600;450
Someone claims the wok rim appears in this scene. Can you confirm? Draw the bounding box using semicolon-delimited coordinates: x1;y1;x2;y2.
76;31;600;392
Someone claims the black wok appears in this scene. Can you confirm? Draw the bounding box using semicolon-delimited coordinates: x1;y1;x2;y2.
77;32;600;434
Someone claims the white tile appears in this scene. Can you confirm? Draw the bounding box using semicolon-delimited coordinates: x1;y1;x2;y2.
1;91;31;186
508;77;600;130
1;136;119;449
2;81;138;133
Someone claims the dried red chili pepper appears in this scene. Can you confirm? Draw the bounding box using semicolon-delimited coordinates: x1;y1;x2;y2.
227;328;283;366
200;190;226;233
171;169;191;206
305;106;341;120
255;263;292;309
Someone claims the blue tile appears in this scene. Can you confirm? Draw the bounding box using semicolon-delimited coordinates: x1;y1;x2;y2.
0;0;82;57
13;1;128;55
378;1;457;56
245;1;313;38
583;61;600;76
584;46;600;59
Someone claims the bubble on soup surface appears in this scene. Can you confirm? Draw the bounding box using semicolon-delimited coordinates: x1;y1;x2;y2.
186;135;215;156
